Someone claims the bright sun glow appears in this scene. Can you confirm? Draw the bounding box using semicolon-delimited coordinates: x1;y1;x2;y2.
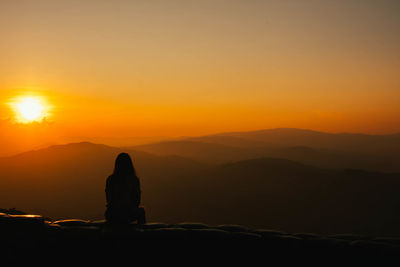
12;96;49;123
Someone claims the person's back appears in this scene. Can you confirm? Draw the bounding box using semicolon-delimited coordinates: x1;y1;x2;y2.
105;153;145;224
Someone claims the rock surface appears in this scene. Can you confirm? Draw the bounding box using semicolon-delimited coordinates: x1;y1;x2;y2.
1;212;399;262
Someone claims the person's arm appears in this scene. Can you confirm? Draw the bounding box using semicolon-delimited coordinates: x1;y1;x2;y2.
105;177;111;204
134;178;141;206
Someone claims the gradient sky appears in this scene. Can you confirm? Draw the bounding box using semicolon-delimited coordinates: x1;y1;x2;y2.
1;0;400;155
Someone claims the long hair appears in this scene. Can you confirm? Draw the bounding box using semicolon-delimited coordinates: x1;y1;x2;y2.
113;153;137;178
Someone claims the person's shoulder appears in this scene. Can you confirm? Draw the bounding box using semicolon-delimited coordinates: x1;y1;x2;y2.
106;174;114;183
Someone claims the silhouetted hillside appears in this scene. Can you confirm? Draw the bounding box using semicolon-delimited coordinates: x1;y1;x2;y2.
132;140;260;164
131;128;400;172
211;128;400;156
0;142;207;219
170;158;400;236
1;142;400;237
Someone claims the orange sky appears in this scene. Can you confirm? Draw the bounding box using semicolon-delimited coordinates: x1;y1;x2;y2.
1;0;400;156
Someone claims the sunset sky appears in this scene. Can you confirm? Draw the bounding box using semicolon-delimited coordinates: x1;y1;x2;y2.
1;0;399;156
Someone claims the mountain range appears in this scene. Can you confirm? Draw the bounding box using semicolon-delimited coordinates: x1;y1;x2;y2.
1;128;400;236
132;128;400;172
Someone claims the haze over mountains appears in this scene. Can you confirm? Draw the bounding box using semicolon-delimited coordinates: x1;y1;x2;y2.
133;128;400;172
1;128;400;236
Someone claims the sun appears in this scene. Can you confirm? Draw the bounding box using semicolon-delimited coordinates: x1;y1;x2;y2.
11;96;50;123
17;97;44;121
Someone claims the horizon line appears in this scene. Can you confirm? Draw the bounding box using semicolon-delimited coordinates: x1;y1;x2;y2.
2;127;400;159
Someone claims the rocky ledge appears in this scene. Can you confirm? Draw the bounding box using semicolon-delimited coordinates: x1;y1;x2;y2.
1;211;400;262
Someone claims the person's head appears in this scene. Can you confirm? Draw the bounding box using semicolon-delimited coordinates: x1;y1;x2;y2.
113;153;136;177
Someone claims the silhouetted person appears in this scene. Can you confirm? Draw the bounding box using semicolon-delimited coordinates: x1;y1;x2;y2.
105;153;146;224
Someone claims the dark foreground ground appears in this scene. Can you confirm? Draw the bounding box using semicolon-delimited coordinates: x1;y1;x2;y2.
1;211;400;263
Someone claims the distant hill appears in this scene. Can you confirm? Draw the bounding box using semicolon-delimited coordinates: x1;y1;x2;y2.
208;128;400;155
2;128;400;236
131;128;400;172
166;157;400;236
0;142;207;220
132;140;259;164
1;141;400;237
